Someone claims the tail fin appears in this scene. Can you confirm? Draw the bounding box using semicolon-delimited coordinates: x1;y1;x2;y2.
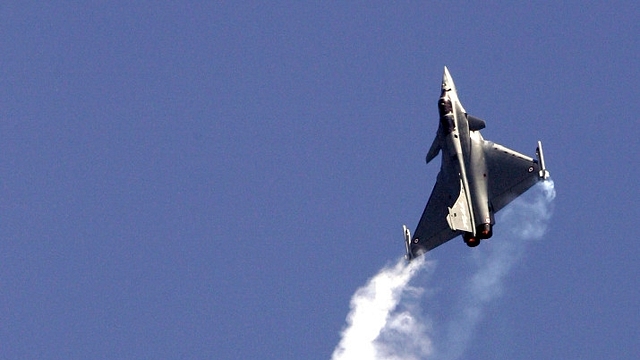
446;179;475;233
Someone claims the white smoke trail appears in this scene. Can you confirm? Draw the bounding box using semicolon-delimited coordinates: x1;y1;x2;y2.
331;255;434;360
333;180;555;360
435;180;556;360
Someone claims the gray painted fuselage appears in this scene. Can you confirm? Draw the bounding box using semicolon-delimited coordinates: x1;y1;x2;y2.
438;67;492;239
405;67;549;259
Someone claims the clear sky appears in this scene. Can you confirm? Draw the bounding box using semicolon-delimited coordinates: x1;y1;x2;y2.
1;2;639;359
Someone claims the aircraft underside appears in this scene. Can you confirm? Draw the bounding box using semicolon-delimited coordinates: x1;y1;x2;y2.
403;66;549;260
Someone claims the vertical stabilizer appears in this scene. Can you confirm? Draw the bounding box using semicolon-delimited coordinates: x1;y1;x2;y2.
446;179;475;233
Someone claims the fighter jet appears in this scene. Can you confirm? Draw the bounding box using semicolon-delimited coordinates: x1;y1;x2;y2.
403;67;549;260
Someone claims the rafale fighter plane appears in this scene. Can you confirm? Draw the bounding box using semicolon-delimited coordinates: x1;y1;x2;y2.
403;67;549;260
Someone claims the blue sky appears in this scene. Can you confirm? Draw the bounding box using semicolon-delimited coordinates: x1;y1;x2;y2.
1;2;639;359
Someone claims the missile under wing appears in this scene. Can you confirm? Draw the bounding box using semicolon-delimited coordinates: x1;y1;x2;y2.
404;67;549;260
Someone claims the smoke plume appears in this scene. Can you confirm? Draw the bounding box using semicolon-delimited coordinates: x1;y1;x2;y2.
437;180;556;359
332;181;555;360
331;255;434;360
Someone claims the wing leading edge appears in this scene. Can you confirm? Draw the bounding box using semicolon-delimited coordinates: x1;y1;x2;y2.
410;156;463;255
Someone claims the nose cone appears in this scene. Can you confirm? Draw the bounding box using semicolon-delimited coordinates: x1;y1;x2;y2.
442;66;456;92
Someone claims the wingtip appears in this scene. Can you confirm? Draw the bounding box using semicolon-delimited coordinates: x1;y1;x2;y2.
403;225;413;260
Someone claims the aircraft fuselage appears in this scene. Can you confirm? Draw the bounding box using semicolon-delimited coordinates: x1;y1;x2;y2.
439;70;493;243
